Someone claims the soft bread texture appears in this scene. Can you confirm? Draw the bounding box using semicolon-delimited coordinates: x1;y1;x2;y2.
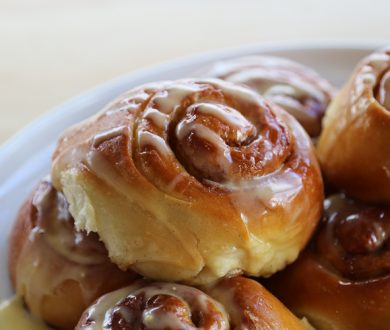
8;179;136;330
52;79;323;284
76;276;310;330
201;56;335;137
265;194;390;330
317;48;390;203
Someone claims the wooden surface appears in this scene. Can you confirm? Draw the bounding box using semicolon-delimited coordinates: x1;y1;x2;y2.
1;0;389;144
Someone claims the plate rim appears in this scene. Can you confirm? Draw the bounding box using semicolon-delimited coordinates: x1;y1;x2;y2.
0;40;382;158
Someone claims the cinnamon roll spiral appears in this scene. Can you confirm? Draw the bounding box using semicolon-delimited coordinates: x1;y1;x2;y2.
265;194;390;330
202;56;335;137
52;78;323;284
9;179;136;329
318;48;390;203
76;277;308;330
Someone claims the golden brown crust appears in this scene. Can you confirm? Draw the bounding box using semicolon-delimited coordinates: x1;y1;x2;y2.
265;194;390;330
8;179;137;330
201;56;335;137
204;276;310;329
317;48;390;203
51;78;323;284
9;194;32;287
76;276;307;330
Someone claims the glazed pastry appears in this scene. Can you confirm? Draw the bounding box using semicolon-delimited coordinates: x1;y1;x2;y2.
317;48;390;203
8;179;137;330
202;56;334;137
265;194;390;330
51;78;323;284
76;276;309;329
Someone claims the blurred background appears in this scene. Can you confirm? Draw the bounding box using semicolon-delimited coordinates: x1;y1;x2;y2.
1;0;389;144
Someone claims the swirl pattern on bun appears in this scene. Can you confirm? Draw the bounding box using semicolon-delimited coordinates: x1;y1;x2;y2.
76;276;308;330
202;56;334;137
52;78;323;284
265;194;390;330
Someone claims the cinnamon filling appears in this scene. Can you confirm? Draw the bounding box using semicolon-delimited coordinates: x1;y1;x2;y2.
317;194;390;280
31;180;108;265
79;282;229;330
375;70;390;110
134;80;291;187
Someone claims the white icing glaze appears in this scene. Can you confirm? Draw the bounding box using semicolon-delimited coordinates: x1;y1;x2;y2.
300;317;316;330
367;52;390;71
206;168;303;231
135;79;306;217
137;130;172;158
195;103;254;136
176;122;233;176
354;66;377;105
192;102;256;145
205;56;331;102
53;143;90;174
0;296;49;330
32;182;106;265
152;83;206;114
16;230;104;318
112;305;135;325
105;91;149;114
92;126;129;148
202;56;335;138
228;68;326;104
215;78;263;107
14;182;116;320
143;107;169;129
176;121;225;147
81;282;229;330
212;168;302;206
142;306;194;330
383;165;390;179
377;70;390;109
83;285;139;330
44;225;106;266
265;84;300;99
350;51;390;118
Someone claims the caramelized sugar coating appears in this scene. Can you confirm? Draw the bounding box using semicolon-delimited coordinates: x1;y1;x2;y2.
76;276;308;330
9;179;137;330
317;47;390;203
265;194;390;330
51;79;323;284
202;56;335;137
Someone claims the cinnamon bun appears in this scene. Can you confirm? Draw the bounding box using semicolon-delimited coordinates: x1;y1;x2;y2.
9;179;136;329
265;194;390;330
202;56;334;137
76;276;309;329
317;48;390;203
51;78;324;284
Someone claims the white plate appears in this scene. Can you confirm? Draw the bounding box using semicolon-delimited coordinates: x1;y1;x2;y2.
0;42;381;300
